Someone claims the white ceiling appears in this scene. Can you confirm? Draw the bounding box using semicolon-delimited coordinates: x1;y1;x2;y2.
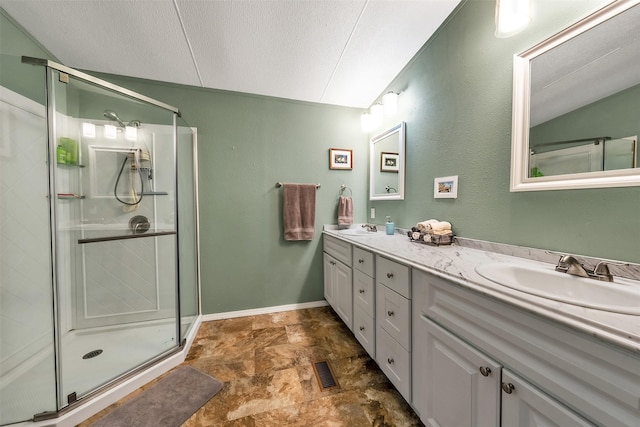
0;0;461;109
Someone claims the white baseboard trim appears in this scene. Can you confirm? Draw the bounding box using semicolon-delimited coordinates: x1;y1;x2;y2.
201;300;329;322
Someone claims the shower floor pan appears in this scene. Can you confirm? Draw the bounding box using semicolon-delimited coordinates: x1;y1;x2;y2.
0;319;177;425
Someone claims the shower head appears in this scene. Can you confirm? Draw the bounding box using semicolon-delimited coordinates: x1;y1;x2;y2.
104;110;125;127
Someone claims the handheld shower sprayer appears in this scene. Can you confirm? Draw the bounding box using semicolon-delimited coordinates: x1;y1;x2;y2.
104;110;142;128
103;110;125;127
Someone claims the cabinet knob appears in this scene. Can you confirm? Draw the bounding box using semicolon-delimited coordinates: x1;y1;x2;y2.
386;272;394;278
359;289;365;294
479;366;491;377
501;382;515;394
358;259;364;264
330;261;336;265
359;326;365;331
387;358;394;364
387;310;394;316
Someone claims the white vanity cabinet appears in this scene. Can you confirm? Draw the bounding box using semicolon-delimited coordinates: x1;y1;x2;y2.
412;268;640;427
376;255;412;402
415;315;501;427
501;369;596;427
353;246;376;357
323;235;353;330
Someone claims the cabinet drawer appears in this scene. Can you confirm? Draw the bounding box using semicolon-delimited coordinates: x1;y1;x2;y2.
353;306;375;358
376;256;410;298
377;283;411;351
353;246;374;276
377;325;411;402
353;269;375;317
323;234;352;267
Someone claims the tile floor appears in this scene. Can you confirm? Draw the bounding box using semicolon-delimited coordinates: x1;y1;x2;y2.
80;306;423;426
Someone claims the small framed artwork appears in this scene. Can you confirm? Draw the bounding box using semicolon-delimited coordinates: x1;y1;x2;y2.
434;175;458;198
380;152;399;172
329;148;353;170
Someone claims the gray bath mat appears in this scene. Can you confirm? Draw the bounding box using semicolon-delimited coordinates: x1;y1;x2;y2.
90;365;223;427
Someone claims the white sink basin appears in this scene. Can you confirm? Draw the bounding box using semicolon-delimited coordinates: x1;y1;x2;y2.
337;228;379;236
475;262;640;315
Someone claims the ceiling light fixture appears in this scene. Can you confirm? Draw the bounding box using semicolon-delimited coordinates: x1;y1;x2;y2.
495;0;531;38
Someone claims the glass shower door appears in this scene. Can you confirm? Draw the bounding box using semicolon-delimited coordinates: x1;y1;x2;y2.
47;67;180;407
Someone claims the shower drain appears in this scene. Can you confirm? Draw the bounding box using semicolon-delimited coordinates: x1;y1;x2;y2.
82;349;103;359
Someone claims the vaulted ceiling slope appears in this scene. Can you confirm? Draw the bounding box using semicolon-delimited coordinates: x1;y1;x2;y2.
0;0;460;108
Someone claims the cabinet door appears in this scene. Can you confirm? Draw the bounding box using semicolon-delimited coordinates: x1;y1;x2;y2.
323;253;335;306
415;316;500;427
501;369;596;427
334;260;353;330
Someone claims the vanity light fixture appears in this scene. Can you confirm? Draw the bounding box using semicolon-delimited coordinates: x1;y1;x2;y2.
103;124;117;139
82;122;96;138
370;103;384;129
495;0;531;38
361;112;375;132
125;125;137;141
382;92;398;115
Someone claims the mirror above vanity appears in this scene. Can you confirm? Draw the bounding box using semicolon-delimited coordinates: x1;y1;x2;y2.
370;122;405;200
511;1;640;191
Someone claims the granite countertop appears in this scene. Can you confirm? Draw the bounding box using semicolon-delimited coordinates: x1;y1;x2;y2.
323;225;640;353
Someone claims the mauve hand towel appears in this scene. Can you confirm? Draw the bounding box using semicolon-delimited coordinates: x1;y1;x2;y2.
337;196;353;226
283;183;317;241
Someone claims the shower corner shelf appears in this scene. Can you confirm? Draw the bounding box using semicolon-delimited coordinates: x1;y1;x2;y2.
57;193;85;199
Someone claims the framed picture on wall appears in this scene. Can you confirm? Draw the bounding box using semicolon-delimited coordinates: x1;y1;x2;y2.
434;175;458;198
380;152;399;172
329;148;353;170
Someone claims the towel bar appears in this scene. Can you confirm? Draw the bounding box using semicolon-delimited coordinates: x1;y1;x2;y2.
276;182;321;189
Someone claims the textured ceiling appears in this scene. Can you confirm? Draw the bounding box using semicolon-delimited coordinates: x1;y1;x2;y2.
530;3;640;126
0;0;461;108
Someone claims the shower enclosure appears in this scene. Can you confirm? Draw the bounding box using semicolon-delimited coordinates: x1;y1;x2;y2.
0;58;199;425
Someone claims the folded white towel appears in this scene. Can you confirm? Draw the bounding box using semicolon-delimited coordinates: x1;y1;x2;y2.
417;219;439;232
425;221;451;233
431;229;453;236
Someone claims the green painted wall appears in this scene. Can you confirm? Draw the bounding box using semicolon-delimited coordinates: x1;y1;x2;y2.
369;0;639;264
0;9;56;102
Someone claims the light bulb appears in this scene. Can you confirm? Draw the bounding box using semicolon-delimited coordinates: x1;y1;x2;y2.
104;124;117;139
82;122;96;138
382;92;398;115
495;0;531;38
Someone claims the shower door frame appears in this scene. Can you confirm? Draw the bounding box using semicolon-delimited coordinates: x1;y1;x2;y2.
24;56;188;414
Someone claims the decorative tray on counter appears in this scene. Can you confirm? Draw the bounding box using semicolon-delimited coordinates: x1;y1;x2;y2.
407;229;454;246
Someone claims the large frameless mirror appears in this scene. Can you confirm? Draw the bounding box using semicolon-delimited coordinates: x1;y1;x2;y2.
370;122;406;200
510;1;640;191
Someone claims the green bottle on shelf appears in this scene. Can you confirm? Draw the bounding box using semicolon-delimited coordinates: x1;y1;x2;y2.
60;137;77;165
56;145;66;164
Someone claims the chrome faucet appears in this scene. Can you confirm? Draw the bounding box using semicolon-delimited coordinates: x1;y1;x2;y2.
555;255;589;278
361;224;378;232
555;255;625;282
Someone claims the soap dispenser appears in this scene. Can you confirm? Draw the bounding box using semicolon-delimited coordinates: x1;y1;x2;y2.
385;216;395;235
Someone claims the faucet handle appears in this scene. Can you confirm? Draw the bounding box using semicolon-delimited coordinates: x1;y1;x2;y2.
593;262;613;282
592;261;629;282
